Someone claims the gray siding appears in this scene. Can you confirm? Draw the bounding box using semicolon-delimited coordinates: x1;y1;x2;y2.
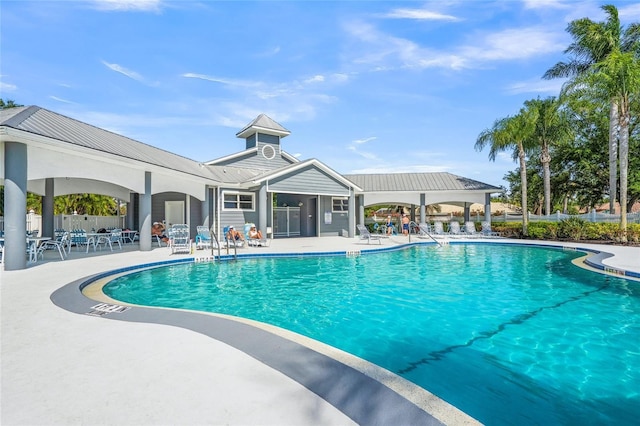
318;195;349;236
216;145;293;171
219;187;259;231
268;165;350;196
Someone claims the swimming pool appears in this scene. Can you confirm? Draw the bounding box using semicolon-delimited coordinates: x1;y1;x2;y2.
103;244;640;425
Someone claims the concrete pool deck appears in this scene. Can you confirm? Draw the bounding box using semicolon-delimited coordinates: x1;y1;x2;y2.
2;236;639;425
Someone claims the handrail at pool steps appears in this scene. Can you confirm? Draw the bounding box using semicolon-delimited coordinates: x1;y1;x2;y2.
209;227;222;261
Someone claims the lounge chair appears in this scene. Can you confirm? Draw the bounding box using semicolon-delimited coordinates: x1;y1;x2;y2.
195;226;213;250
448;221;465;236
464;221;481;237
417;223;432;236
481;221;501;237
432;221;446;236
357;224;382;244
223;226;245;248
170;228;191;254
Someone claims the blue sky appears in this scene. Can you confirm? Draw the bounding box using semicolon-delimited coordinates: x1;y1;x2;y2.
2;0;639;189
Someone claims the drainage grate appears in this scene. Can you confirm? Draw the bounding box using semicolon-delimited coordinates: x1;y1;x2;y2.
86;303;131;317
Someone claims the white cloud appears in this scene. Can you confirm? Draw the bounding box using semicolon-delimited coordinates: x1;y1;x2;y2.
352;136;377;145
101;60;144;82
347;145;379;161
461;27;566;62
504;78;565;95
182;73;261;88
0;81;17;92
521;0;569;10
91;0;162;12
619;3;640;22
49;96;75;104
384;8;460;22
304;75;325;84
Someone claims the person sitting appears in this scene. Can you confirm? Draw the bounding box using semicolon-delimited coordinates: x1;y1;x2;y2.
385;215;393;235
227;225;245;242
248;225;264;240
151;222;169;243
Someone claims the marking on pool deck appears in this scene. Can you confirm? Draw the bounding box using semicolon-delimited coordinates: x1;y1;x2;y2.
346;250;361;257
398;281;612;375
604;266;626;276
86;303;131;317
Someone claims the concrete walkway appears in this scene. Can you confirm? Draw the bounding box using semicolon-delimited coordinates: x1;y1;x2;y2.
1;236;638;425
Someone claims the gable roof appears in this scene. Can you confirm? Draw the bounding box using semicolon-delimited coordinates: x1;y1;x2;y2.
251;158;363;191
0;106;220;181
343;172;502;193
235;113;291;139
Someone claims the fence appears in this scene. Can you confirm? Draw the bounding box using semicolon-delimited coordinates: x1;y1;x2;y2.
0;213;126;236
491;210;640;224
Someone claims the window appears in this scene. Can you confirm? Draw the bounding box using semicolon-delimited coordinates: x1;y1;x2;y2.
223;192;255;210
332;197;349;212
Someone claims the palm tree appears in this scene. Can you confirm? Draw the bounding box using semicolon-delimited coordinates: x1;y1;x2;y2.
524;97;572;216
476;107;537;236
581;50;640;237
543;4;640;216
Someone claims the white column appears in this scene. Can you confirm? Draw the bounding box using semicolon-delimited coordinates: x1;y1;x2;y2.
139;172;152;251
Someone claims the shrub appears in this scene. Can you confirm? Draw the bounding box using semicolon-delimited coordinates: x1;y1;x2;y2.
557;217;587;240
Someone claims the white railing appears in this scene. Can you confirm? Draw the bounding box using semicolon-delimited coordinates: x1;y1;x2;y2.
0;214;126;235
491;210;640;224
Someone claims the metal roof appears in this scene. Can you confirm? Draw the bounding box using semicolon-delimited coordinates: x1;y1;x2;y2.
0;106;222;182
343;172;502;192
235;113;291;138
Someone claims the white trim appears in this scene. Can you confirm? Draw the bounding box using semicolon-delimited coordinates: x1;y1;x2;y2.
262;144;276;160
331;196;349;213
221;190;255;211
205;148;258;165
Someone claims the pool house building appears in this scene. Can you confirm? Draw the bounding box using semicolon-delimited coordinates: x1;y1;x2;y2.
1;106;501;270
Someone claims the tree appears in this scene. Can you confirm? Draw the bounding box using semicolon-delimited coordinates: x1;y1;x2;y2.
0;99;23;109
543;4;640;223
524;97;572;215
476;106;537;236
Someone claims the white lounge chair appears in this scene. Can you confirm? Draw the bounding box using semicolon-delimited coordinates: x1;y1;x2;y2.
195;226;213;250
37;232;69;260
223;226;245;248
433;221;446;236
448;221;465;236
357;224;382;244
464;221;481;237
171;229;191;254
481;221;501;237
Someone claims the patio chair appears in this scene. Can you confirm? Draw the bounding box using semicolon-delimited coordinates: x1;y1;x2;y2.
69;229;96;253
357;224;382;245
96;228;123;251
223;226;245;248
432;221;446;236
481;221;501;237
464;221;481;237
37;232;69;260
448;221;465;236
170;228;191;254
244;223;270;247
418;223;432;236
195;226;214;250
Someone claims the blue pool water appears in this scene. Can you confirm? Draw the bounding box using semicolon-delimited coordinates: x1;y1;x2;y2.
103;244;640;425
